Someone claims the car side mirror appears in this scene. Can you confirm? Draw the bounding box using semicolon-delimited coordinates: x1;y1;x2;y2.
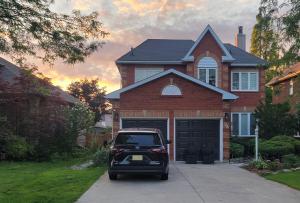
166;140;172;144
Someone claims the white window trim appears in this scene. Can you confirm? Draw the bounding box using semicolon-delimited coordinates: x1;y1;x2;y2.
161;84;182;96
197;68;218;87
289;80;294;96
134;67;163;82
231;112;255;137
231;71;259;92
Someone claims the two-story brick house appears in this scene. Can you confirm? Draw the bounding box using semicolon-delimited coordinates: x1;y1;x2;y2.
106;25;266;161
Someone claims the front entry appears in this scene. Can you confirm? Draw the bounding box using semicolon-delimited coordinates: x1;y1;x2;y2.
175;119;220;161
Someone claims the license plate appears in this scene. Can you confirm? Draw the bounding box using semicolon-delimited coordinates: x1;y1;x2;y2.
132;155;143;161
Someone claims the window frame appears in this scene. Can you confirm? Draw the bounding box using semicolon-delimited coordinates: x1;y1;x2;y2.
289;80;294;96
134;67;164;83
231;112;256;137
197;68;218;87
231;71;259;92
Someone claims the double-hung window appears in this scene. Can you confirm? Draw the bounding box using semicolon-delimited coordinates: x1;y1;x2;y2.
198;57;217;86
231;72;258;91
232;113;256;136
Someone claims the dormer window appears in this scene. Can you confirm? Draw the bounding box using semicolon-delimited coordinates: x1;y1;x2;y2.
197;57;217;86
162;85;182;96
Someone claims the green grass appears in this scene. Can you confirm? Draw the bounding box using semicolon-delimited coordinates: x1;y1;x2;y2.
0;159;106;203
265;170;300;190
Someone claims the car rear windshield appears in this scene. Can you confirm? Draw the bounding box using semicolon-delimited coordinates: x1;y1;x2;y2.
115;133;161;146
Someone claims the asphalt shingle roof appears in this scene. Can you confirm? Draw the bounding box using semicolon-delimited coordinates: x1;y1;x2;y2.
117;39;267;66
0;57;78;104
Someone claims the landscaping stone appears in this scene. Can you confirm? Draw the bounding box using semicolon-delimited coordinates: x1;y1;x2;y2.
71;160;93;170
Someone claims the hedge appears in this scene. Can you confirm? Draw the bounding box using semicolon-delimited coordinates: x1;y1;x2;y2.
230;142;245;158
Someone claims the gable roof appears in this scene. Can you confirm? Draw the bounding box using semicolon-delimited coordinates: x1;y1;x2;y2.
224;44;267;66
0;57;78;104
116;25;267;67
105;69;238;100
182;25;234;62
267;62;300;86
117;39;194;64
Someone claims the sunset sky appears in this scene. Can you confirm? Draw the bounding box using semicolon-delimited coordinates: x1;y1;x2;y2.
5;0;261;93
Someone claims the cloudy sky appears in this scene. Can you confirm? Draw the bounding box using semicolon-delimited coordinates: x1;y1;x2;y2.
8;0;262;93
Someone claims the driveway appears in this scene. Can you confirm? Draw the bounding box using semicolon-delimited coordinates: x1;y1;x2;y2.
77;163;300;203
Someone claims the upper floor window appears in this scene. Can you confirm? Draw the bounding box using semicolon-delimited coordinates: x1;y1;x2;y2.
289;80;294;95
161;85;182;96
135;67;163;82
197;57;217;86
231;71;258;91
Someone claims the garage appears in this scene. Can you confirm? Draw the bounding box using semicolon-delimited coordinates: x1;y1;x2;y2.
175;119;220;161
121;119;168;142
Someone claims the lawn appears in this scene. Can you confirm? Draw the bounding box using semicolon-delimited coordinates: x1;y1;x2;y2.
265;170;300;190
0;159;106;203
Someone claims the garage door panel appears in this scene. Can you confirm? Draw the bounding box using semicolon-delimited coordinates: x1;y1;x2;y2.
176;119;219;161
122;119;168;142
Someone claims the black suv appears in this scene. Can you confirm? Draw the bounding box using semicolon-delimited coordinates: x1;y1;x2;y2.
108;128;169;180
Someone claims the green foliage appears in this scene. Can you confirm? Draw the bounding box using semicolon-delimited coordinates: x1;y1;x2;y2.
1;133;31;160
230;142;245;158
270;136;300;154
67;78;108;122
231;137;259;157
0;0;109;66
61;103;95;154
255;102;298;138
259;140;294;160
282;154;300;168
249;158;269;170
93;148;109;166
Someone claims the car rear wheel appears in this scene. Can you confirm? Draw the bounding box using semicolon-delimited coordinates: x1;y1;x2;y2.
160;173;168;180
109;173;117;180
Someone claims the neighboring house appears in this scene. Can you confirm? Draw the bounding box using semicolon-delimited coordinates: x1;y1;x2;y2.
106;25;267;161
267;62;300;113
0;57;78;135
95;112;113;128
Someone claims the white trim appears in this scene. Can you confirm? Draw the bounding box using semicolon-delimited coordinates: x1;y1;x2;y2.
231;71;259;92
197;68;218;87
105;69;238;100
174;117;223;162
230;63;266;67
182;25;235;62
220;118;224;162
120;117;170;154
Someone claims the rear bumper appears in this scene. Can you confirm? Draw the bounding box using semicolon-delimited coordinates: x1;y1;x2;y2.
109;165;168;174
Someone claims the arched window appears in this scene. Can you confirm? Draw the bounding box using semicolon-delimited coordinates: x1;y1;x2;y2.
198;57;218;86
161;85;182;96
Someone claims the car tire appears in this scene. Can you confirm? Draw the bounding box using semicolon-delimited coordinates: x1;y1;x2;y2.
160;173;168;180
109;173;117;180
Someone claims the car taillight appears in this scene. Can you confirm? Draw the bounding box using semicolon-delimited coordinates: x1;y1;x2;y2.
111;148;124;155
151;147;167;154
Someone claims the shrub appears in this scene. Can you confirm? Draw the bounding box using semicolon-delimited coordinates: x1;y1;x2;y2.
248;158;269;170
93;148;109;166
231;137;262;157
270;135;300;154
282;154;300;168
295;142;300;155
266;160;283;171
259;140;294;160
4;134;31;160
230;142;244;158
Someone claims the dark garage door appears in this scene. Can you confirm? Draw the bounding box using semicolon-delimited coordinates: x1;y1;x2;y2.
176;119;220;161
122;119;168;142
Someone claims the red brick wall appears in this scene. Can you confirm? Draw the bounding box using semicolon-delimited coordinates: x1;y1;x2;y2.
272;78;300;113
120;74;223;110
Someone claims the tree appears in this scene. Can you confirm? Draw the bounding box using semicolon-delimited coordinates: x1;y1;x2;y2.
67;78;108;121
251;0;300;67
0;0;108;66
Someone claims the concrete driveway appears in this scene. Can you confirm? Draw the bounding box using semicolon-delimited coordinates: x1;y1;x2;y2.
77;163;300;203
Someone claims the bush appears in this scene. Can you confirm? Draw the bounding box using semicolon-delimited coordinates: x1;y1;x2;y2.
266;160;283;171
270;135;300;155
231;137;262;157
230;142;244;158
248;158;269;170
259;140;294;160
295;142;300;155
4;134;31;160
93;148;109;166
282;154;300;168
